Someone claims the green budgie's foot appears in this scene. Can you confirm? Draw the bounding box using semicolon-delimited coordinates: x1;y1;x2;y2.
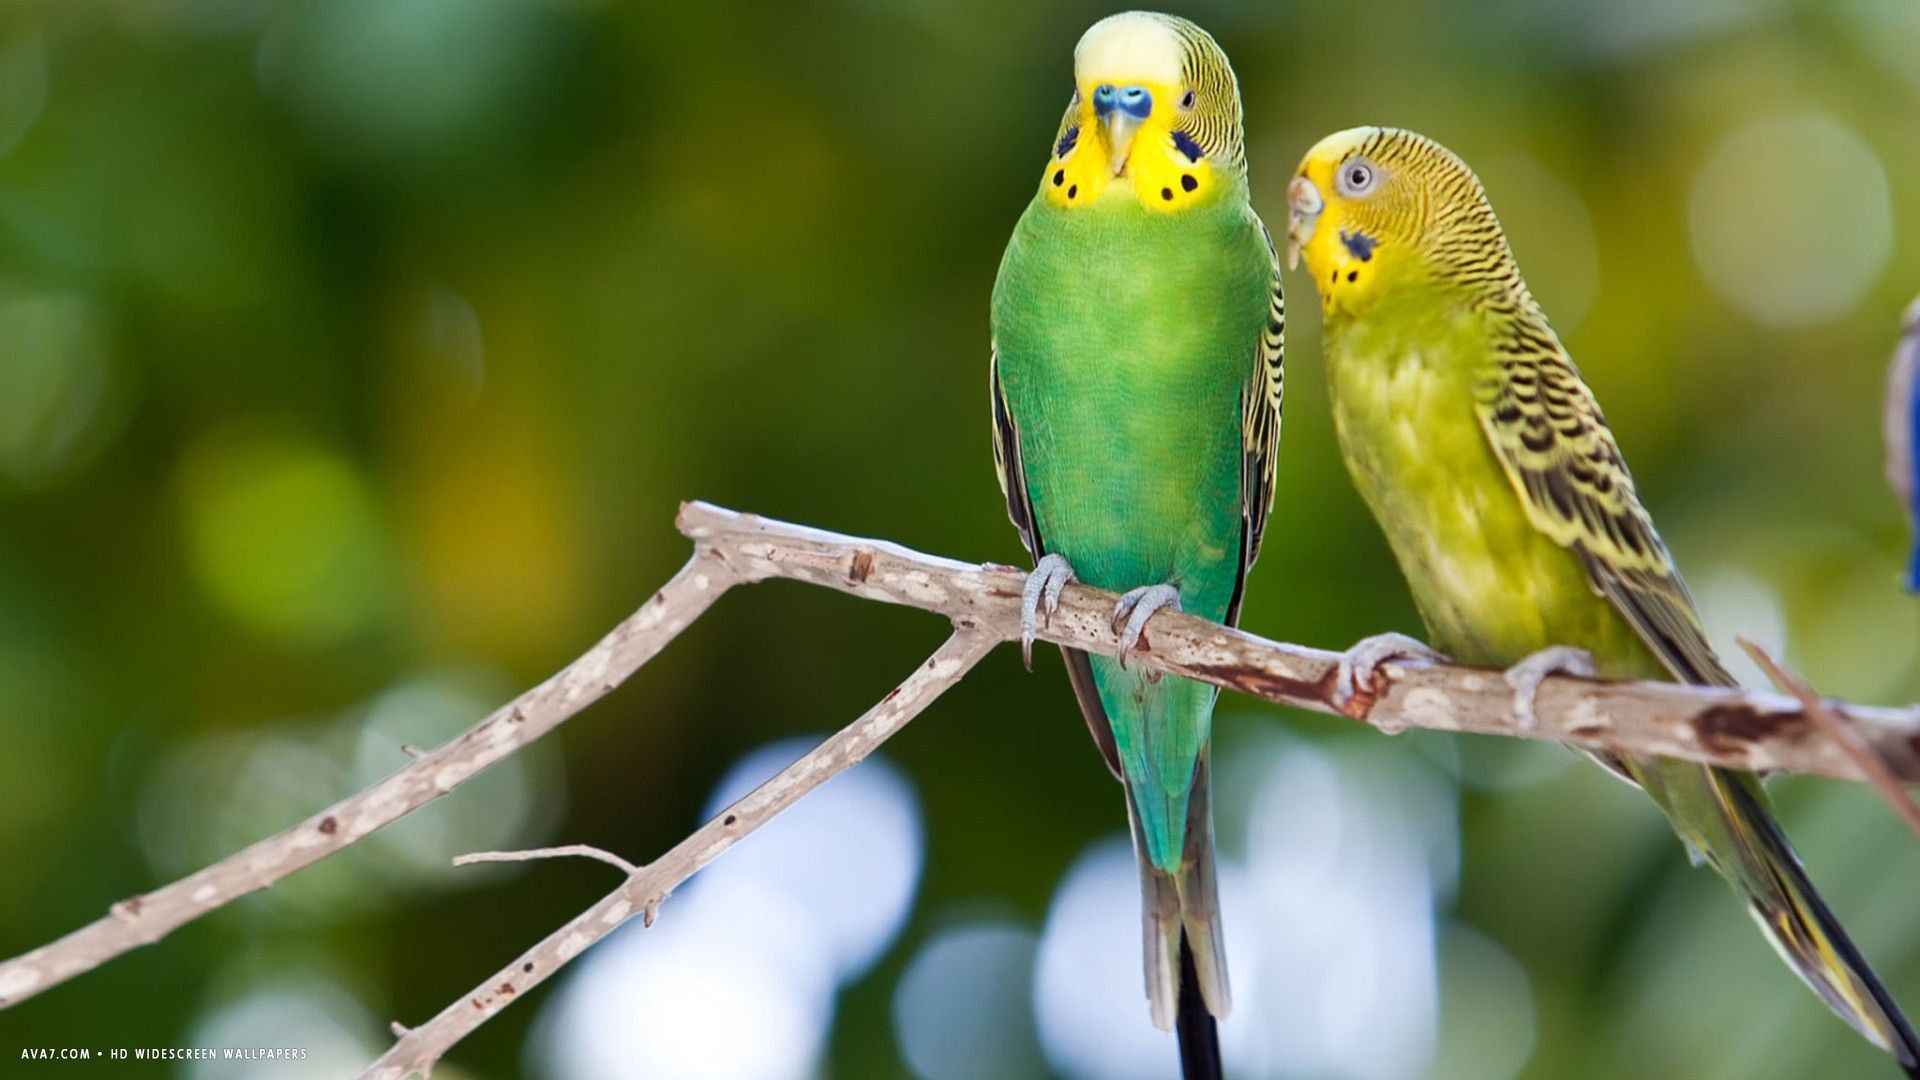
1333;632;1450;713
1503;645;1595;728
1111;583;1181;675
1020;553;1078;670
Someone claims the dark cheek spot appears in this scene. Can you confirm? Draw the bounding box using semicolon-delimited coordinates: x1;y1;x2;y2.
1180;174;1198;192
1053;169;1064;187
1347;270;1359;283
1067;184;1077;199
1340;229;1378;262
1329;269;1337;286
1161;187;1173;201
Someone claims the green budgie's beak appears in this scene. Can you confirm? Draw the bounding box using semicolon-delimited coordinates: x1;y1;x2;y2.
1093;82;1152;176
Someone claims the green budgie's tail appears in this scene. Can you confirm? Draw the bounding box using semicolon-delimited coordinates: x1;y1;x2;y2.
1129;749;1230;1034
1642;759;1920;1075
1175;938;1223;1080
1098;659;1214;875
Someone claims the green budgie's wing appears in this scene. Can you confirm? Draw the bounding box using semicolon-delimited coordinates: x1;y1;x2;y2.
991;343;1120;777
1231;222;1286;623
1471;315;1733;687
989;344;1037;556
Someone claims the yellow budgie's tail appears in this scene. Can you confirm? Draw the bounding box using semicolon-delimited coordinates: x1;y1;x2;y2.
1707;772;1920;1075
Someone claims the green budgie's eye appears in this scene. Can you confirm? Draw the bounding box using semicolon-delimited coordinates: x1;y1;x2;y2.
1337;159;1379;197
1179;89;1196;110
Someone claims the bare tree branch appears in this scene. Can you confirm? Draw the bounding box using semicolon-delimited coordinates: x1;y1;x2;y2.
1740;637;1920;842
359;628;998;1080
0;550;739;1009
675;501;1920;784
6;499;1919;1077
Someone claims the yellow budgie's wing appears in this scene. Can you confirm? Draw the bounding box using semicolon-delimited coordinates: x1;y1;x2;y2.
1231;222;1286;624
1473;315;1735;688
991;345;1120;777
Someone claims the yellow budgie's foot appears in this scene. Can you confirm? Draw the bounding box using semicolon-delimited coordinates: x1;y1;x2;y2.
1111;584;1181;675
1334;632;1450;713
1020;553;1078;670
1503;646;1596;729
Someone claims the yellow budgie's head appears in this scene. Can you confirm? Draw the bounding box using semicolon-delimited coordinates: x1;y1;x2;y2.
1040;12;1245;214
1287;126;1522;316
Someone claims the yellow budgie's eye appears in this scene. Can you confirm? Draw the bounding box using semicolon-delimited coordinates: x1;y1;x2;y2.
1179;88;1196;111
1337;159;1380;197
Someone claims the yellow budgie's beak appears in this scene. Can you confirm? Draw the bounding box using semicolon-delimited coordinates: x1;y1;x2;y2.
1286;175;1323;271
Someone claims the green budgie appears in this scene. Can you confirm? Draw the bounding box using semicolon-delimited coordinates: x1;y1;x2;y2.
988;11;1283;1072
1288;125;1919;1074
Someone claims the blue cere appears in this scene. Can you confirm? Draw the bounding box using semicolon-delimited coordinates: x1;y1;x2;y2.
1092;84;1153;119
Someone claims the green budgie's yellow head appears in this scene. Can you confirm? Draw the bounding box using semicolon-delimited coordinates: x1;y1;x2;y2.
1040;12;1245;214
1287;126;1523;317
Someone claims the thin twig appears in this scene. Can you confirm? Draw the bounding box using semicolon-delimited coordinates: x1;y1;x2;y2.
1739;637;1920;844
359;627;998;1080
453;844;641;876
0;550;738;1009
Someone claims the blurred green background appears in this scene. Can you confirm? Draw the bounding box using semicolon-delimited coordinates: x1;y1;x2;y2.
4;0;1920;1077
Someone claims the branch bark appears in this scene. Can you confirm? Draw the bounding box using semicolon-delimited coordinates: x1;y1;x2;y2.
4;500;1918;1078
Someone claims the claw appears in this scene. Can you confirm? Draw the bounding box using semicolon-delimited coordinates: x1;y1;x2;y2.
1020;553;1077;670
1503;645;1596;728
1334;632;1450;713
1111;583;1181;674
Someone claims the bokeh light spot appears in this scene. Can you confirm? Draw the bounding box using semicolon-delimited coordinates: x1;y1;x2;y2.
1238;741;1450;1079
177;425;392;646
1689;111;1891;328
532;739;923;1079
0;31;47;161
1033;839;1186;1080
1837;0;1920;96
186;971;379;1079
699;737;924;982
138;728;371;921
533;888;833;1080
1430;924;1537;1080
0;290;118;488
257;0;567;174
1697;567;1790;689
350;670;564;884
893;920;1044;1080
